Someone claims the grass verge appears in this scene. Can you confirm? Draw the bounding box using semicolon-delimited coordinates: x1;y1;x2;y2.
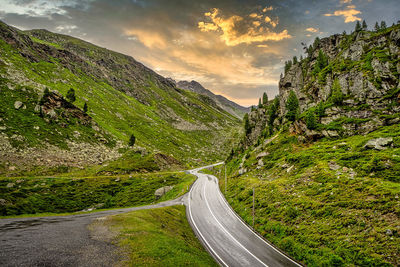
101;205;218;266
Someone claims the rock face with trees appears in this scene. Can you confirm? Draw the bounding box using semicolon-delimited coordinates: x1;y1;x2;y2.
243;22;400;147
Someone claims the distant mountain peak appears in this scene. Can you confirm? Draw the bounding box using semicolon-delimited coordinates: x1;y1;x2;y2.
177;80;249;118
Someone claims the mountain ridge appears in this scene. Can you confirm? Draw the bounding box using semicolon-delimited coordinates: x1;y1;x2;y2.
176;80;250;118
0;20;241;175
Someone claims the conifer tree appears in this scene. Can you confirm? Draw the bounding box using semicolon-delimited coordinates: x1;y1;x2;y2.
293;56;298;65
362;20;367;30
331;78;344;105
258;98;262;108
355;21;362;32
262;92;268;105
66;88;76;103
285;90;299;122
244;113;251;134
306;110;317;130
129;134;136;147
380;21;387;29
374;21;380;31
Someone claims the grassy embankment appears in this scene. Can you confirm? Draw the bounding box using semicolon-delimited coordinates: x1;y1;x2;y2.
98;205;217;266
0;171;195;217
211;124;400;266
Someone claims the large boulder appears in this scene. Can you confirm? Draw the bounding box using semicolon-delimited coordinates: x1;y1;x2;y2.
154;185;174;198
364;137;393;150
14;101;23;109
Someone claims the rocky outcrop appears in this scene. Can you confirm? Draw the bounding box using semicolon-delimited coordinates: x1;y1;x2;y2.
242;24;400;147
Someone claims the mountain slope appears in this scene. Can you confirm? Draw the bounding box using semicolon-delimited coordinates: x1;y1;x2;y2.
176;80;250;118
0;21;240;175
222;23;400;266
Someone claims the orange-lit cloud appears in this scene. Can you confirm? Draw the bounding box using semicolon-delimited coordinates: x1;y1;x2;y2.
198;8;291;46
263;6;273;12
324;5;361;23
124;29;167;48
305;27;319;32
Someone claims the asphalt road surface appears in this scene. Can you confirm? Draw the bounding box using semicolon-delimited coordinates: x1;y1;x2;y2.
187;164;302;267
1;164;302;267
0;197;185;267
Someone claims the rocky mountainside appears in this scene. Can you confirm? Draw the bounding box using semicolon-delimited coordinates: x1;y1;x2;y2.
0;21;240;175
222;23;400;266
243;23;400;147
176;80;250;118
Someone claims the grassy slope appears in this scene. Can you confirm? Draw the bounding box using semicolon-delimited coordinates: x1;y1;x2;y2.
219;124;400;266
0;22;241;170
0;172;195;216
102;205;218;266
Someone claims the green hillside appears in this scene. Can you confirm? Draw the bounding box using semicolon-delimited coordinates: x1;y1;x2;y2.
0;21;241;175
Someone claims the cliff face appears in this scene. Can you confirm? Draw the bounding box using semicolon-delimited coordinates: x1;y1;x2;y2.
244;24;400;147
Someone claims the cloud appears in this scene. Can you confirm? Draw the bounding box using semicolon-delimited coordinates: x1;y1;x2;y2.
324;5;362;23
124;29;167;48
340;0;352;4
263;6;273;12
305;27;319;32
198;8;291;46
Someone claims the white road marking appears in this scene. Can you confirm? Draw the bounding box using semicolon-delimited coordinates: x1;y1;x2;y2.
188;177;229;267
213;173;303;267
202;175;269;267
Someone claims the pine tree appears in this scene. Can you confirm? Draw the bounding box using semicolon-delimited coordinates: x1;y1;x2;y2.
262;92;268;105
313;37;320;49
66;88;76;103
129;134;136;147
268;96;279;127
244;113;251;134
362;20;367;30
258;98;262;108
316;102;326;118
374;21;380;31
39;87;51;105
380;21;387;29
83;102;88;113
285;90;299;122
330;78;344;105
306;110;317;130
355;21;362;32
293;56;298;65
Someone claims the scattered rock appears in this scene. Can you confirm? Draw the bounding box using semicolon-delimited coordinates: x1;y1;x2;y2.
155;185;174;198
364;137;393;150
14;101;23;109
329;161;341;171
114;177;120;182
8;166;16;171
238;168;247;175
256;152;269;159
6;183;15;188
385;229;393;236
0;199;6;205
48;109;57;119
287;165;294;173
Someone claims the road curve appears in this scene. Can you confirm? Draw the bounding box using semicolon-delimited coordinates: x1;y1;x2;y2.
186;164;302;267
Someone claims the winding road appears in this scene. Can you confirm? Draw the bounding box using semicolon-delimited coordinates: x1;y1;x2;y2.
1;164;302;266
187;164;301;267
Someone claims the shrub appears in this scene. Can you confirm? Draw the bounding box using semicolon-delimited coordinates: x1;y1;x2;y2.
129;134;136;147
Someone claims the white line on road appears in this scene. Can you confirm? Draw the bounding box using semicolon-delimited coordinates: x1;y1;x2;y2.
188;177;229;267
202;175;269;267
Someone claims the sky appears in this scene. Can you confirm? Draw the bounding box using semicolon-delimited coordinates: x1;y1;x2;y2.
0;0;399;106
